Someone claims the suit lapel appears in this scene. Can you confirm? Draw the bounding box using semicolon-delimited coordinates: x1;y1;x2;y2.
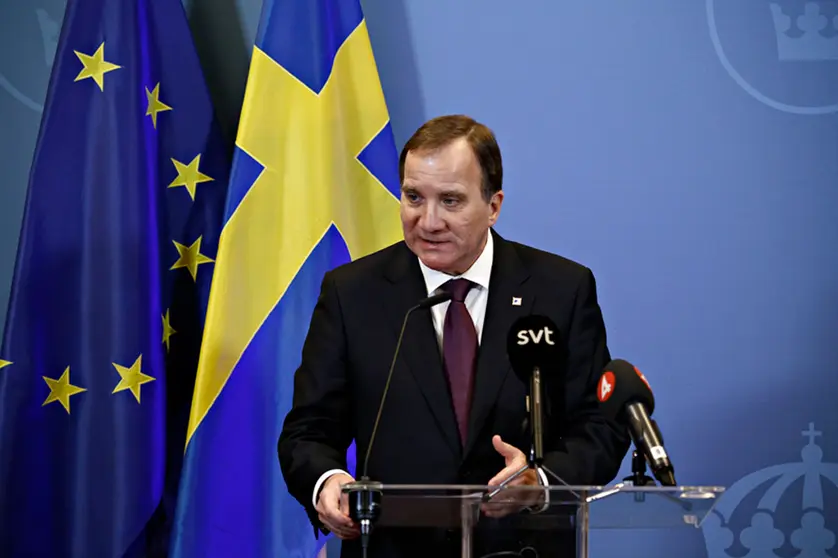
464;231;534;458
383;243;462;456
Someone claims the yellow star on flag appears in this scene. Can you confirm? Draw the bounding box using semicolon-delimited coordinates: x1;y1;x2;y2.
74;42;121;91
168;154;213;201
162;309;176;352
145;83;172;129
170;236;214;281
112;354;155;403
0;359;11;370
43;366;87;413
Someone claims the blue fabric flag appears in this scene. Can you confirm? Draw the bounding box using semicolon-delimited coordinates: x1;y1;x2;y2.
169;1;402;557
0;0;229;556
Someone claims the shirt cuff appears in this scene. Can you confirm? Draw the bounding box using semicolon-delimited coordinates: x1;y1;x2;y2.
312;469;351;508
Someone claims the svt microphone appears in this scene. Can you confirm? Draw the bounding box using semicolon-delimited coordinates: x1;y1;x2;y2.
506;315;563;465
597;359;676;486
346;290;452;557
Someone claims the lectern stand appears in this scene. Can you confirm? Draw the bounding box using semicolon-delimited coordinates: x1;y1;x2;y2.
342;482;724;558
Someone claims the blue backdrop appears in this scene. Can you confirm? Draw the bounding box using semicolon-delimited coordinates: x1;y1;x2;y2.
1;1;836;557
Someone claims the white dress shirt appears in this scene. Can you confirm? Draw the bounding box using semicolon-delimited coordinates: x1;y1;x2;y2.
311;233;548;510
420;229;493;346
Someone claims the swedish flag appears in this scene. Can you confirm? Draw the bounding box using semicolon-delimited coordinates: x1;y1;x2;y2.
170;1;402;556
0;0;229;556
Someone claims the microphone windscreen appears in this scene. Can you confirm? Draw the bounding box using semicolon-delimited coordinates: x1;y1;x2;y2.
597;359;655;421
506;315;563;381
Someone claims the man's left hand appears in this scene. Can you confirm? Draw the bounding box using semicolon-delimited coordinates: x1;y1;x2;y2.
482;435;544;518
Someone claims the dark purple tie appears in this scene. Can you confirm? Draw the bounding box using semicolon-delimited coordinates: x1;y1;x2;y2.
441;278;477;446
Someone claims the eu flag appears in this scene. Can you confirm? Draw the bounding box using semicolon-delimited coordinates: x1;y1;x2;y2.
169;1;403;557
0;0;230;556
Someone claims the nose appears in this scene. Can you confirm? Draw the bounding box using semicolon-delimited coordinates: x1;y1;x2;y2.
418;203;445;232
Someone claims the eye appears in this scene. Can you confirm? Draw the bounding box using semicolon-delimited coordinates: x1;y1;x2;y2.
403;191;420;204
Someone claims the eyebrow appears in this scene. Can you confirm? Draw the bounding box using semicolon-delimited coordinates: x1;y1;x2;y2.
438;188;466;198
400;183;468;200
401;183;465;194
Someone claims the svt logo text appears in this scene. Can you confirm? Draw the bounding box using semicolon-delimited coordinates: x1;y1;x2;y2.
516;327;555;345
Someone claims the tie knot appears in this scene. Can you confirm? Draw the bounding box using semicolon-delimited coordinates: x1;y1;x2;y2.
442;278;474;303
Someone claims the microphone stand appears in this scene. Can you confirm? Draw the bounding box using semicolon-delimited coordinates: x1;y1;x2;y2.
624;450;655;485
344;292;452;558
483;366;578;502
346;477;382;556
622;420;660;502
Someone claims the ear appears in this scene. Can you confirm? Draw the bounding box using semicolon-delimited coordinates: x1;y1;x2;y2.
488;190;504;226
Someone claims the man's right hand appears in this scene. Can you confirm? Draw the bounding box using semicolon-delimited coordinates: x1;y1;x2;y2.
316;473;360;540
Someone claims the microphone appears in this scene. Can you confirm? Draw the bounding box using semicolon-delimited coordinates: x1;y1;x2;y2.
596;359;676;486
346;290;453;557
482;314;573;502
361;290;452;477
506;315;563;465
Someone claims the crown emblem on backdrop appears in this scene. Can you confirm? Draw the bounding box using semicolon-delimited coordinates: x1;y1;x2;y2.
700;423;837;558
770;2;838;61
35;8;59;68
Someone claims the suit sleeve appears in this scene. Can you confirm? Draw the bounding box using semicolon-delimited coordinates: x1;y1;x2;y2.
277;270;354;532
543;267;631;485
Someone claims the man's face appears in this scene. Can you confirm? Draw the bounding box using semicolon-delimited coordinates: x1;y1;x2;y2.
400;138;503;275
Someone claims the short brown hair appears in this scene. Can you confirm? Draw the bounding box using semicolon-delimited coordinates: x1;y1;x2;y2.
399;115;502;201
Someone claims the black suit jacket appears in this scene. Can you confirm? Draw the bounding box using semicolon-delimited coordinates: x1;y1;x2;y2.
277;230;630;557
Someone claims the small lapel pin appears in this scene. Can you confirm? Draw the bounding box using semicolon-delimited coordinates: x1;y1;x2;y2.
512;297;522;306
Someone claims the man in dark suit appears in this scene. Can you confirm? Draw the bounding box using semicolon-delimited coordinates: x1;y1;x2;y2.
277;115;630;557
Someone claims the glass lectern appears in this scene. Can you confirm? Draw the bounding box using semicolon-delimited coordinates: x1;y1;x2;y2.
342;482;725;558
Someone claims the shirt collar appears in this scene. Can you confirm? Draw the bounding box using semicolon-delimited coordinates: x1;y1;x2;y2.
418;231;494;296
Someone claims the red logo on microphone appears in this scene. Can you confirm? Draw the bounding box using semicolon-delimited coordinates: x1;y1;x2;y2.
597;372;615;402
634;366;651;391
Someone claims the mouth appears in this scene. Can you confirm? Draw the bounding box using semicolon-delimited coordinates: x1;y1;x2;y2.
419;238;448;247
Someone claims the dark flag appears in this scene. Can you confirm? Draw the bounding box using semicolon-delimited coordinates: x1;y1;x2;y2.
0;0;230;556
